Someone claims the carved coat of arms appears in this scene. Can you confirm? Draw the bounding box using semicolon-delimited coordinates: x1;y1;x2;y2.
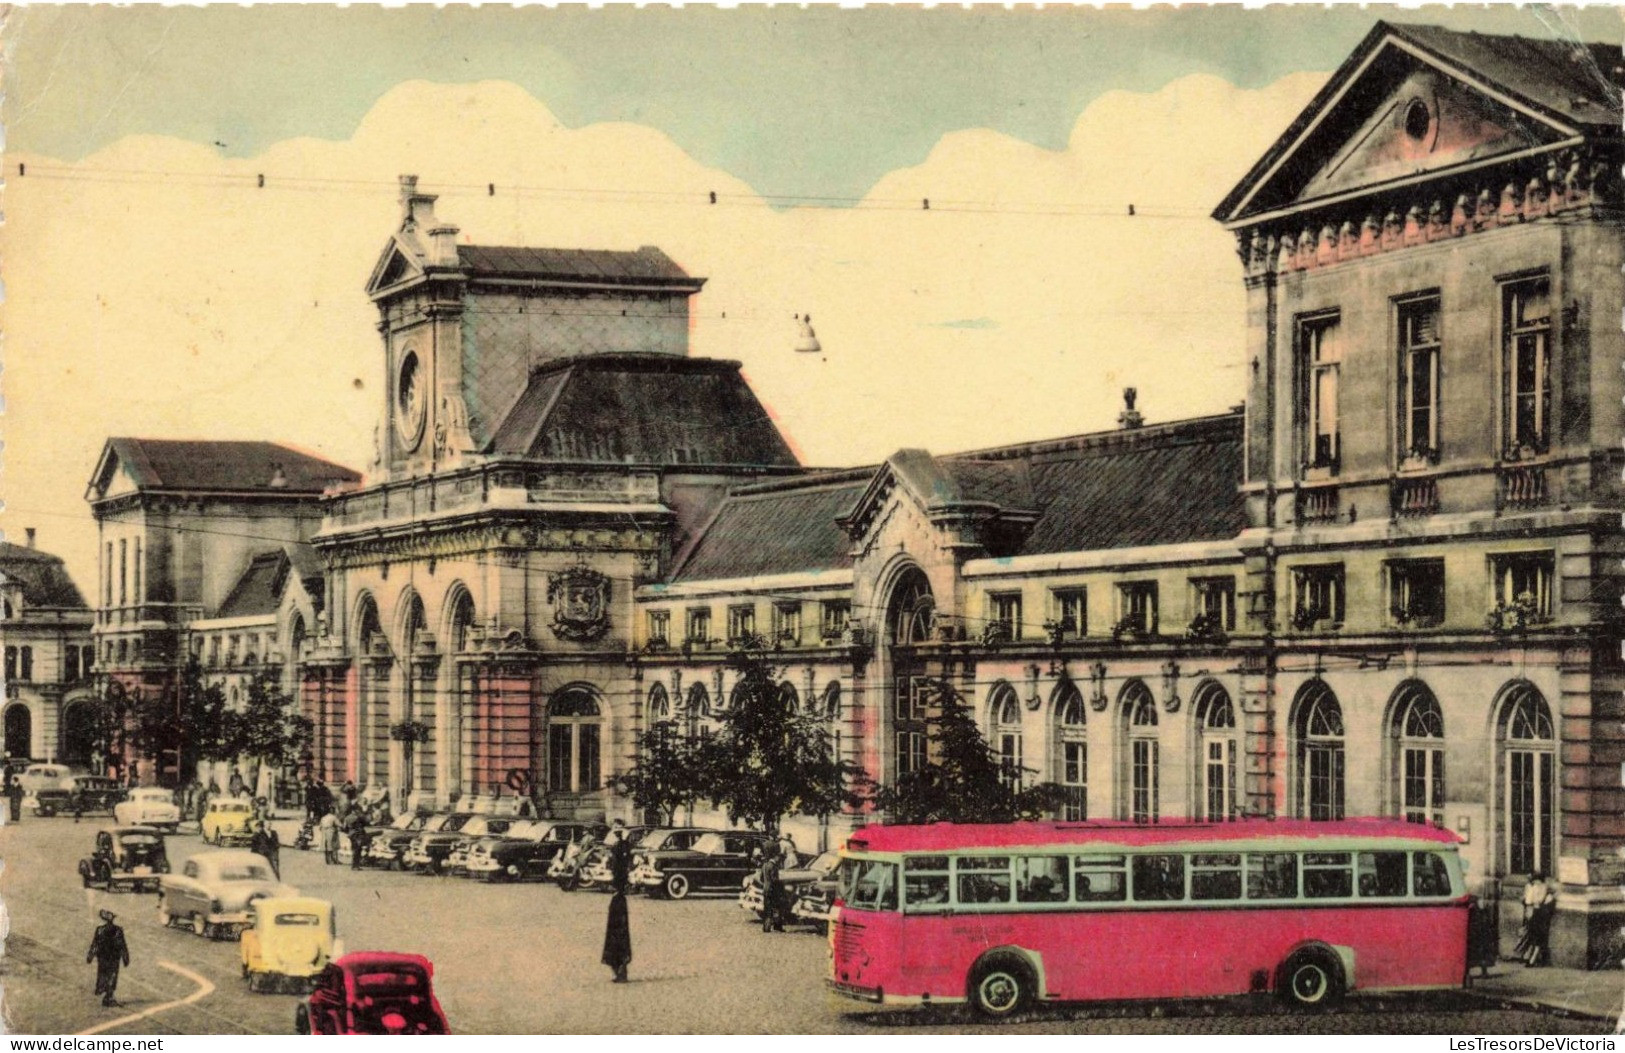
547;567;611;643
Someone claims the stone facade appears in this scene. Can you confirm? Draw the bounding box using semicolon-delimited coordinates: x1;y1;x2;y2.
0;531;95;764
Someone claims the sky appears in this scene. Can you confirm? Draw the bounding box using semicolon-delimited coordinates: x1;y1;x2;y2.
1;5;1619;591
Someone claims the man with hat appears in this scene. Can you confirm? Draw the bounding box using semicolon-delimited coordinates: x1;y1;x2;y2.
87;908;130;1007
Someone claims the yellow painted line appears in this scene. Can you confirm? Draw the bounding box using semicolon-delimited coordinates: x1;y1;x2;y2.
77;959;215;1036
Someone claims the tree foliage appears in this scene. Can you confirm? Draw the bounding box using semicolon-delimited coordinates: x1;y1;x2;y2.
223;668;314;774
612;719;709;826
869;676;1069;824
117;659;231;780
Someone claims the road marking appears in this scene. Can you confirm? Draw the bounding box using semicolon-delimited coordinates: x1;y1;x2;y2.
77;960;214;1036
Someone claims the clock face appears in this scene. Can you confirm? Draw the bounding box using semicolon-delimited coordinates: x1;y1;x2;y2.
396;350;427;450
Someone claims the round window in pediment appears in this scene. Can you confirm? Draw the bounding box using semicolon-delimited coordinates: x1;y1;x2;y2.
1403;98;1432;142
396;349;427;450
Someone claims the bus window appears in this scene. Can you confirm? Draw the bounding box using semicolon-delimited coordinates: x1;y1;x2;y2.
1073;855;1127;902
1303;852;1353;898
1412;852;1452;897
1131;854;1186;902
1191;853;1243;901
1015;856;1068;903
904;856;951;908
843;859;898;911
1246;852;1298;899
956;856;1012;905
1357;851;1408;897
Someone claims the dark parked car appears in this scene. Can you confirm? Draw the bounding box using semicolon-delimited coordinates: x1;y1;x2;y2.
465;820;605;882
37;776;124;817
359;812;430;869
78;826;170;892
633;830;775;899
551;826;654;889
403;813;478;873
581;827;713;891
442;815;525;873
740;850;841;925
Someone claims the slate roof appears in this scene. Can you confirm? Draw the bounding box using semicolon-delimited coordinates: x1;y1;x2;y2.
100;439;361;496
215;544;324;619
457;245;703;289
486;354;800;468
1215;21;1625;224
671;473;869;583
0;542;89;608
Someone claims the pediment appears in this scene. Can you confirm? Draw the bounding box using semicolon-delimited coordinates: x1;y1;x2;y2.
1217;24;1588;225
364;236;426;298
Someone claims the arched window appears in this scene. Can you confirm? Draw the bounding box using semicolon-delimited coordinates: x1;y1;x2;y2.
1294;681;1345;821
448;590;477;653
887;566;935;646
1390;681;1445;825
646;683;671;727
1498;683;1555;876
288;613;307;661
821;681;843;767
356;596;383;654
1193;682;1238;821
1052;681;1087;821
777;681;800;714
547;687;602;794
4;703;31;758
685;683;712;741
1120;680;1159;823
988;682;1022;792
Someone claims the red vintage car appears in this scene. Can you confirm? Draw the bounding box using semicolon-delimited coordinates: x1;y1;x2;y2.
293;952;450;1035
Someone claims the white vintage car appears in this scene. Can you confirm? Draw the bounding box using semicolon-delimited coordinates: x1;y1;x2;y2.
113;787;182;832
158;850;297;939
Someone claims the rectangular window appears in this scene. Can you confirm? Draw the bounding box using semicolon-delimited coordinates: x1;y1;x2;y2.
726;605;756;643
1299;313;1342;473
1403;744;1445;826
1387;558;1445;628
956;856;1013;905
1014;856;1069;904
771;603;802;646
1413;851;1453;898
1303;851;1354;898
1491;552;1554;623
841;859;898;911
576;724;600;791
1116;582;1159;635
547;725;573;793
1203;739;1238;822
4;647;15;681
133;538;143;603
988;592;1023;641
1246;853;1299;900
1503;277;1551;455
1131;854;1185;902
997;732;1022;792
1073;855;1128;902
1292;564;1345;629
65;647;80;683
1061;741;1087;822
1398;296;1442;463
118;539;127;605
1190;577;1236;633
1508;749;1554;876
821;600;851;641
1190;853;1244;901
896;729;926;778
1357;851;1409;898
1304;745;1346;821
105;542;113;607
646;610;670;647
1130;739;1159;823
1051;588;1087;638
685;608;712;645
903;855;952;909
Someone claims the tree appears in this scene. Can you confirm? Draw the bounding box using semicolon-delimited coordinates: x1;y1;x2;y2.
222;668;314;792
612;719;709;826
700;639;865;835
121;659;230;785
869;676;1068;824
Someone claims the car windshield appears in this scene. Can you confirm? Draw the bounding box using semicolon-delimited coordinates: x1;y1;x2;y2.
355;968;428;994
463;817;512;837
630;829;665;848
507;821;544;839
134;790;170;801
807;852;841;874
274;913;322;926
390;813;419;830
691;833;727;854
422;816;451;833
441;814;472;833
119;835;161;847
217;864;273;882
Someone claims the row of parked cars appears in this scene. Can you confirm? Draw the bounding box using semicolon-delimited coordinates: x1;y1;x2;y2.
337;809;837;927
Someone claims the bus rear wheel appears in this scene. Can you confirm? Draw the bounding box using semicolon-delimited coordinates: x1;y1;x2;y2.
1278;947;1344;1009
968;955;1035;1019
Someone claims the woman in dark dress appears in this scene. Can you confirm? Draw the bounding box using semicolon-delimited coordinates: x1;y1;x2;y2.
601;820;633;983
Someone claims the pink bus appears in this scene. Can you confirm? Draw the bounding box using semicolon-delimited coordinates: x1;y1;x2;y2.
827;819;1468;1018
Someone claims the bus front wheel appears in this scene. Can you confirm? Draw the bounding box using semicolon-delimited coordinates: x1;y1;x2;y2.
1278;948;1344;1009
968;954;1035;1019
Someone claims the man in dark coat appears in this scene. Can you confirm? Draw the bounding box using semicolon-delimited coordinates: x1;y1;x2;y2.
87;909;130;1007
601;820;634;983
7;775;23;823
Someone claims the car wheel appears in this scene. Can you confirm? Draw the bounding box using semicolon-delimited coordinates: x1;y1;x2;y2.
664;873;690;900
1278;947;1344;1009
191;914;207;937
968;954;1036;1019
294;1004;311;1035
94;862;113;889
560;873;580;892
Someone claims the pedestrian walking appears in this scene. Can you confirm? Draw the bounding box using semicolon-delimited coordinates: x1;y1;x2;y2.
86;909;130;1007
602;820;633;983
1518;872;1557;966
347;812;370;871
760;842;786;933
1467;895;1498;980
319;810;340;865
7;775;23;823
264;825;281;878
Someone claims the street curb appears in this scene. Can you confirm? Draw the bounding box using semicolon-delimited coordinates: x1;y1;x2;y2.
1464;990;1619;1025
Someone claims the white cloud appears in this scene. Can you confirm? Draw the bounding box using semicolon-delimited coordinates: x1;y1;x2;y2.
0;70;1325;583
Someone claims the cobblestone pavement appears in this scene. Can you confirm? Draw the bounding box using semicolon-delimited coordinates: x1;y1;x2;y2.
0;817;1611;1035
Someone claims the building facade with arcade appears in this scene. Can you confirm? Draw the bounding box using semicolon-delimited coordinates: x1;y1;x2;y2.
0;530;95;765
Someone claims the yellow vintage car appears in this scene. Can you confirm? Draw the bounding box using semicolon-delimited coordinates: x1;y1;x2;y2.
241;897;342;993
201;797;256;846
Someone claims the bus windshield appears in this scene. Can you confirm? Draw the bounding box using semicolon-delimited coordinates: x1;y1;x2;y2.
839;858;897;910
